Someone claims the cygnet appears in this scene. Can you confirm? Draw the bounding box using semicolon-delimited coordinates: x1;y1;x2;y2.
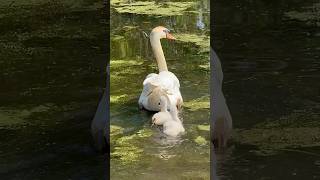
152;96;185;137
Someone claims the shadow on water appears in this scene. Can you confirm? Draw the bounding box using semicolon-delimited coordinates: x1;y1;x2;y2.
0;0;107;179
110;0;210;179
214;0;320;179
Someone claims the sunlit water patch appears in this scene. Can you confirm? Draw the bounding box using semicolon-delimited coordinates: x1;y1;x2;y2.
110;0;210;179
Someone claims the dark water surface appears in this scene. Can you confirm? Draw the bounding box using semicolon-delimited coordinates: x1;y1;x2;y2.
214;0;320;179
0;1;107;179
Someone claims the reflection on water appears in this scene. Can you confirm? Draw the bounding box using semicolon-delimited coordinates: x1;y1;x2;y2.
0;1;106;179
110;0;210;179
214;0;320;179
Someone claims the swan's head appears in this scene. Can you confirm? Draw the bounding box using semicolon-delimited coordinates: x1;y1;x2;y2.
150;26;176;40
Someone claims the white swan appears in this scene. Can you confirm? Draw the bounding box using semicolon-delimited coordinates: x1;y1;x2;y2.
138;26;183;112
152;96;185;137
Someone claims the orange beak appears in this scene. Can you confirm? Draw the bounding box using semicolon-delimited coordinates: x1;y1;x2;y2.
166;33;176;40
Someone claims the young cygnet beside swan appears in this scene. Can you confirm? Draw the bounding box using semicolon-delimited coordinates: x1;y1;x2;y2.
152;96;185;137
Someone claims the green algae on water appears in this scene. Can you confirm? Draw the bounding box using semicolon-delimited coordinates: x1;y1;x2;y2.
110;59;144;68
111;134;142;164
284;3;320;26
136;128;153;138
194;136;208;146
111;146;144;163
111;35;125;41
254;107;320;129
0;0;103;12
110;59;146;105
122;25;139;31
111;125;124;136
0;104;54;128
175;33;210;53
199;62;210;71
182;170;210;180
184;96;209;111
197;124;210;131
110;59;145;80
110;94;128;104
111;128;154;164
233;127;320;150
111;0;196;16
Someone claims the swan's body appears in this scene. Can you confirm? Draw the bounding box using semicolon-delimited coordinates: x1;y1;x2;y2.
152;96;185;137
139;71;182;111
138;26;183;111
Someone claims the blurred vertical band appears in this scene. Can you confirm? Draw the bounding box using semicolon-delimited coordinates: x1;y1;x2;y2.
210;46;233;179
90;0;109;179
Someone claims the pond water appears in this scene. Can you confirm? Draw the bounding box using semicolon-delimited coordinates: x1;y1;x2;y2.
1;0;318;179
0;1;107;179
214;0;320;179
110;0;210;179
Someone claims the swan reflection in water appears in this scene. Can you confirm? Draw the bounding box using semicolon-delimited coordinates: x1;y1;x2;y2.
211;47;233;179
90;64;109;153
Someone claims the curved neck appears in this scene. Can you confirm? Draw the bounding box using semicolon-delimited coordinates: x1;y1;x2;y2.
170;105;180;122
150;34;168;72
160;98;168;112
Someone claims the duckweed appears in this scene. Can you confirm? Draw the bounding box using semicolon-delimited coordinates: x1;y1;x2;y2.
0;104;54;128
194;136;208;146
197;124;210;131
183;96;209;111
111;128;154;164
136;128;153;138
111;146;144;163
233;127;320;149
111;1;196;16
110;94;128;104
110;59;144;68
175;33;210;53
110;125;124;136
284;3;320;26
199;62;210;71
111;35;125;41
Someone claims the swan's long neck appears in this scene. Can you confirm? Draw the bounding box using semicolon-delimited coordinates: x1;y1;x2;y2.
160;98;168;112
150;34;168;72
169;104;180;122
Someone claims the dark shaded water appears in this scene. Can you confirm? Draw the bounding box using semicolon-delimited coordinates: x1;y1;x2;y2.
214;0;320;179
0;1;107;179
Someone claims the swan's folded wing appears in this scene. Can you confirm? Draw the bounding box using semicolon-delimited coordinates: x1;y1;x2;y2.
158;71;180;89
142;82;159;96
143;73;159;86
146;73;158;79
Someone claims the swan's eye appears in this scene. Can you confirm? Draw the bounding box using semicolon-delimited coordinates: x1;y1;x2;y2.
158;102;161;105
163;29;170;33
